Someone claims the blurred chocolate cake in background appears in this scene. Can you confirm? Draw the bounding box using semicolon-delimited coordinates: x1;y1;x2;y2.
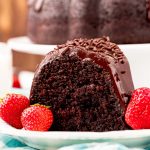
27;0;150;45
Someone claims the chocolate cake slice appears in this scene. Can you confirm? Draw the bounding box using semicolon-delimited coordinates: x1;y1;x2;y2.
30;37;134;132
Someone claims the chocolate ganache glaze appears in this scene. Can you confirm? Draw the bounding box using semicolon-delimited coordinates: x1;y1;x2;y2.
76;38;134;109
30;37;134;131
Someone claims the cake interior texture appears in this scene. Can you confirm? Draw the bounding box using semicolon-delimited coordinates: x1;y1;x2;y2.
30;38;134;131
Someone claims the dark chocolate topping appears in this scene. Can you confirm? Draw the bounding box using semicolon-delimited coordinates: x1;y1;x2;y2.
146;0;150;21
37;37;134;109
57;37;134;109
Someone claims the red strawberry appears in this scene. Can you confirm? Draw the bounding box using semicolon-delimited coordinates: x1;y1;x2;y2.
21;105;53;131
0;94;30;129
125;87;150;129
0;98;3;117
13;75;21;88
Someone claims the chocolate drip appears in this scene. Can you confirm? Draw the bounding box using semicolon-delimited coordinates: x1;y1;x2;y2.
146;0;150;21
57;37;134;108
28;0;44;12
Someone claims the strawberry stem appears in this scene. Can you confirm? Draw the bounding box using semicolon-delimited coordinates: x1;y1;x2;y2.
32;103;51;109
0;98;3;104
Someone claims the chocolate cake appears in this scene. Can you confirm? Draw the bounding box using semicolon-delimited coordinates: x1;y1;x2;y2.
30;37;134;131
28;0;150;44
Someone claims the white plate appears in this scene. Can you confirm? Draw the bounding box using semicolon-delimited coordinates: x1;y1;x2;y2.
2;38;150;149
7;36;56;55
1;118;150;150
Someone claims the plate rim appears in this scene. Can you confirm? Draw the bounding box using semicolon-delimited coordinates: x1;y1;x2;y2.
1;119;150;140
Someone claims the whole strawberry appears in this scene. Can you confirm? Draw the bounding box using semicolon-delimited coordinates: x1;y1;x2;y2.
12;75;21;88
21;105;53;131
0;94;30;129
0;98;3;117
125;87;150;129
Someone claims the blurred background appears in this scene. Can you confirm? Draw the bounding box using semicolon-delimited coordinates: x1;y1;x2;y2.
0;0;27;42
0;0;31;92
0;0;150;93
